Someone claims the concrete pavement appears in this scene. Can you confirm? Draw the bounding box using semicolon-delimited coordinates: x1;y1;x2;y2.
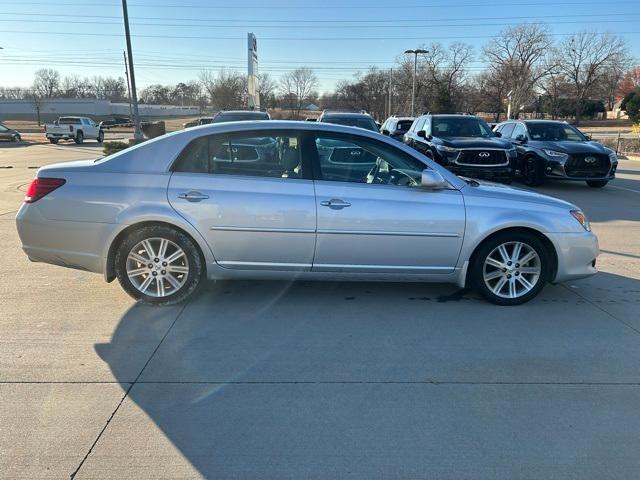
1;143;639;479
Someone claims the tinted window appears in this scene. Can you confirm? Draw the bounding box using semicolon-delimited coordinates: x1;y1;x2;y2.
527;122;586;142
499;123;516;138
212;112;269;123
321;115;378;132
59;118;81;125
432;117;493;137
0;124;8;132
315;132;426;186
396;120;414;131
173;131;303;179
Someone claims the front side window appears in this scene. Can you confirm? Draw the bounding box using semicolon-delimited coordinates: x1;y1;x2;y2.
172;130;304;179
511;123;527;139
315;132;426;187
499;123;516;138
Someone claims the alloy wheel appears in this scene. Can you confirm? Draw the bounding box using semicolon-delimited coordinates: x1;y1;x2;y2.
126;237;189;297
482;241;541;299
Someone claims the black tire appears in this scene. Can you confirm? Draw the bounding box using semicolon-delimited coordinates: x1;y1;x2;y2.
470;231;551;306
115;225;204;305
586;180;608;188
523;156;544;186
74;131;84;144
13;134;21;143
49;138;59;144
97;130;104;143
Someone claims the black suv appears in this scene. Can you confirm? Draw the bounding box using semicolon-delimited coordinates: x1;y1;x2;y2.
317;111;379;132
404;114;517;182
494;120;617;188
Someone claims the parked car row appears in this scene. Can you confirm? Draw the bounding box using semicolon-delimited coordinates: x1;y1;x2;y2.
376;113;617;188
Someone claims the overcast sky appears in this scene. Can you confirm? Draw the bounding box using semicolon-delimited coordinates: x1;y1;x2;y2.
1;0;639;93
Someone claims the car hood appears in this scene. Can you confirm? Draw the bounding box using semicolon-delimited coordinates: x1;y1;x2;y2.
530;140;610;155
462;178;576;209
439;137;512;149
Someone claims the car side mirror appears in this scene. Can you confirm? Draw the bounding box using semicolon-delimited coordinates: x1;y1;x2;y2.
382;129;390;135
417;130;426;138
515;134;527;144
584;133;592;141
421;169;448;189
494;131;502;137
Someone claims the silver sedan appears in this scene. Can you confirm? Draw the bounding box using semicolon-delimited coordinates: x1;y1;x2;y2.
16;121;598;306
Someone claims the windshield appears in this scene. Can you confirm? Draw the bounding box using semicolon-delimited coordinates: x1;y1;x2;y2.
432;117;494;138
322;116;378;131
527;122;586;142
0;124;8;132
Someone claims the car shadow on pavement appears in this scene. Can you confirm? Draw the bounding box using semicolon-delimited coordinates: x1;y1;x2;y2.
93;272;640;477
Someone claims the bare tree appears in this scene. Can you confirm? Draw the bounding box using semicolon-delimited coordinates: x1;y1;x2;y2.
257;73;277;109
32;68;60;99
279;67;319;119
423;42;474;113
199;70;246;110
483;24;554;118
555;31;629;124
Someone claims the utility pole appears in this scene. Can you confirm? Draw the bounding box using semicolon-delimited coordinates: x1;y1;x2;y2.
404;49;428;117
388;68;392;117
121;0;142;141
123;50;133;120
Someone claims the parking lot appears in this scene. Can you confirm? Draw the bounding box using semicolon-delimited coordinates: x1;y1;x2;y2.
1;142;640;478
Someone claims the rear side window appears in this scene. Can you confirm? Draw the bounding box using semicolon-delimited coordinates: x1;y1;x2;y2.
396;120;413;131
172;130;304;179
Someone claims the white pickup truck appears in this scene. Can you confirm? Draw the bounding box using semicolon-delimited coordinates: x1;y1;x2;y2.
45;116;104;144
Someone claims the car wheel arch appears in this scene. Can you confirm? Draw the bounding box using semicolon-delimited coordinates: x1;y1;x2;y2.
463;226;558;288
104;220;209;282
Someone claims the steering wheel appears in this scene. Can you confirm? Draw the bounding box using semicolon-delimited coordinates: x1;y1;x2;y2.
389;169;418;187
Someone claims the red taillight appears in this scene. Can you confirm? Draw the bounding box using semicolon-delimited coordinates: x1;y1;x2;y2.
25;178;66;203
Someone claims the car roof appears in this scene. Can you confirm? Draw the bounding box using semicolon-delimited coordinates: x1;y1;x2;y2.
426;114;479;119
218;110;268;115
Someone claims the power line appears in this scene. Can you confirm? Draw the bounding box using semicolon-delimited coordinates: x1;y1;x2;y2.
1;29;638;41
2;17;639;29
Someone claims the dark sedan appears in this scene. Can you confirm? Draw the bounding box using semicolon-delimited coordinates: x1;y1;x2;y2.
495;120;617;188
0;123;21;142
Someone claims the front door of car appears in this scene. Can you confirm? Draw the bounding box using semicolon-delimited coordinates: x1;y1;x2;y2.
168;129;317;271
311;132;465;274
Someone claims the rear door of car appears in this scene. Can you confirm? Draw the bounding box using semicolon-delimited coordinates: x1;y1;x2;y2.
168;128;317;271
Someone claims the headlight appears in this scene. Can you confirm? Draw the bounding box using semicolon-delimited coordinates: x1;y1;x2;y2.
543;149;569;161
570;210;591;232
507;147;518;158
436;145;458;153
608;152;618;163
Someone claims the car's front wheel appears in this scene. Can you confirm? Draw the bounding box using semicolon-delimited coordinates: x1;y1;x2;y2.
115;225;204;305
470;232;551;305
74;131;84;144
586;180;608;188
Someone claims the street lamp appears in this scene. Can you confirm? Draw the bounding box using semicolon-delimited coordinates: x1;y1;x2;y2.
404;48;428;117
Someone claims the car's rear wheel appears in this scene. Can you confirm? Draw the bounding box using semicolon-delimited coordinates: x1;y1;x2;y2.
523;156;543;186
470;231;551;305
97;131;104;143
74;131;84;144
49;138;59;144
586;180;608;188
115;225;204;305
13;134;21;143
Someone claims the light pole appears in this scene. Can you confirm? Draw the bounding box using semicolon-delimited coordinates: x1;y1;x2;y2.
404;48;428;117
121;0;143;141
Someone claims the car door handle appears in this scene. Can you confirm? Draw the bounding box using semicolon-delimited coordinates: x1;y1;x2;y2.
178;191;209;202
320;199;351;209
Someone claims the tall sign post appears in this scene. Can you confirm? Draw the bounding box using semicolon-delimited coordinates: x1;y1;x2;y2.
247;33;259;110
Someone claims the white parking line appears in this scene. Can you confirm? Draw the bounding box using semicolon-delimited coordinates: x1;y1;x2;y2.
609;185;640;195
